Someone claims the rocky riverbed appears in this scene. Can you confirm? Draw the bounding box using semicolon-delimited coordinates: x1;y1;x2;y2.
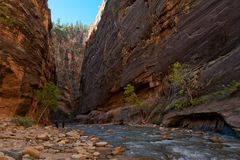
0;119;126;160
1;119;240;160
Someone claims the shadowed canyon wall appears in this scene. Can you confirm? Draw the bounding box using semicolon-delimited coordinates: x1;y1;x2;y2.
52;24;87;113
0;0;55;117
78;0;240;131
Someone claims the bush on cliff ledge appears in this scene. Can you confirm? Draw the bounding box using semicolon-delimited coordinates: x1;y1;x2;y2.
123;84;141;107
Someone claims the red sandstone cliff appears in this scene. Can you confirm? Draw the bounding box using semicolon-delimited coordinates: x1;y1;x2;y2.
0;0;55;117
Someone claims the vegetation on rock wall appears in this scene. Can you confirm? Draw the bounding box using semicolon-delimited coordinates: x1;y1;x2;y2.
123;84;141;107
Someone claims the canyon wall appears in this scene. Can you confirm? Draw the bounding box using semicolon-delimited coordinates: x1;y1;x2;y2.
0;0;55;117
52;24;87;113
78;0;240;131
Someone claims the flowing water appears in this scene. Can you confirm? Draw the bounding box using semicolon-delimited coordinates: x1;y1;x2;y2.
73;124;240;160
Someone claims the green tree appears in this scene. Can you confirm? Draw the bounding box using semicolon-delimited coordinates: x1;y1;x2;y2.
124;84;141;107
36;82;59;125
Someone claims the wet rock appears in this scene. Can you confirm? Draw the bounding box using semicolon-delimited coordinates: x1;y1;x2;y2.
161;134;173;140
95;142;108;147
22;147;40;159
90;137;98;142
107;129;113;134
209;136;222;144
112;147;125;155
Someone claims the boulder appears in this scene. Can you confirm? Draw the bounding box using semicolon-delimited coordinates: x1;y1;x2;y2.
22;147;41;159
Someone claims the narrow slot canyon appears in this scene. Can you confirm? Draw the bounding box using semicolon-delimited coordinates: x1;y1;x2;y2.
0;0;240;159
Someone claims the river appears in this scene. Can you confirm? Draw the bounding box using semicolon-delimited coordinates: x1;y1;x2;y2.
73;124;240;160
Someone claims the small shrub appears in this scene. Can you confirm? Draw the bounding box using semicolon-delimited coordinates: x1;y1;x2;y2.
169;62;201;100
236;132;240;139
174;97;204;110
14;116;35;127
215;81;240;98
152;120;161;125
169;62;184;89
174;99;191;110
123;84;141;107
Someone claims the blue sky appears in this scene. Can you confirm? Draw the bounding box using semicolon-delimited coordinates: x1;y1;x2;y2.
48;0;103;25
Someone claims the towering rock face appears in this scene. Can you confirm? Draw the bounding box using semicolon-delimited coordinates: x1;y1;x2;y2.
87;0;107;39
0;0;55;117
79;0;240;129
52;25;87;113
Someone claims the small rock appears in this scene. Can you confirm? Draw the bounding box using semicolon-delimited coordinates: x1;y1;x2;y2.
75;147;87;154
93;152;100;156
22;154;31;159
0;155;15;160
22;147;41;159
36;133;49;141
34;145;44;151
58;139;69;145
80;136;88;141
90;137;98;142
112;147;125;155
86;141;94;147
107;129;113;133
71;154;85;159
58;133;66;138
209;136;222;144
43;142;54;148
0;152;4;156
161;134;173;140
95;142;108;147
66;131;80;139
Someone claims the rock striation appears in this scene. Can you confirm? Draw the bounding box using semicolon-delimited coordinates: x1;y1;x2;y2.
0;0;55;117
78;0;240;132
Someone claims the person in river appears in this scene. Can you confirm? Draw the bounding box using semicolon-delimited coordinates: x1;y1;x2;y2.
50;109;68;128
53;120;65;128
55;121;59;128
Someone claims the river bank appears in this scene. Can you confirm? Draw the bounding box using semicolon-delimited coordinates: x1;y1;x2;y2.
0;119;126;160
